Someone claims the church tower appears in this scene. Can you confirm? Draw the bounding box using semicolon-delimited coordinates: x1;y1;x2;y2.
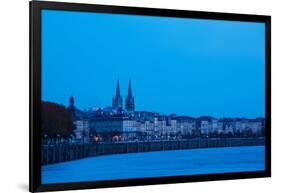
125;79;135;112
69;95;74;107
68;95;75;117
112;79;123;109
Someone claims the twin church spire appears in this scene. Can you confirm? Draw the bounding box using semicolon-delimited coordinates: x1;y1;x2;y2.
112;79;135;112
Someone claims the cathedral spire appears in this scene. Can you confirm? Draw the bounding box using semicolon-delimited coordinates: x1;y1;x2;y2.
128;79;133;98
115;79;121;98
126;79;135;112
112;79;123;109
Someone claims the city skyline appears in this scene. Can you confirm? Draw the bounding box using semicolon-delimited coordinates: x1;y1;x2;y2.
42;10;265;118
44;78;264;120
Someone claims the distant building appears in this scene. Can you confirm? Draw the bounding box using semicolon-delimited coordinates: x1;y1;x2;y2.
198;116;214;135
200;120;212;135
248;121;263;133
173;116;196;135
90;116;140;140
235;119;263;134
74;119;90;143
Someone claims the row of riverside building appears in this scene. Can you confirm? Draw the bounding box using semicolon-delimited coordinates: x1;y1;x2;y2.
67;80;265;143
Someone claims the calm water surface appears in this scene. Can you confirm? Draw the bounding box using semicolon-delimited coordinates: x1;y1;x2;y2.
42;146;265;184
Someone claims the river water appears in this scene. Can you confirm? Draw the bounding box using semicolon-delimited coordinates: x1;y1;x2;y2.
42;145;265;184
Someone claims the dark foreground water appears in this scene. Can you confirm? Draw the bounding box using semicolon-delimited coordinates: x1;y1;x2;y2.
42;146;265;184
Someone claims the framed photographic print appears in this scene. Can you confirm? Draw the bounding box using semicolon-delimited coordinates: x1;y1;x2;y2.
30;1;271;192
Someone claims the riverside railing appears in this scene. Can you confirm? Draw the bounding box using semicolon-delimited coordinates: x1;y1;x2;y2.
41;137;265;165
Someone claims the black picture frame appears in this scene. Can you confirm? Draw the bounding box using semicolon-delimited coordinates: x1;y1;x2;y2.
29;1;271;192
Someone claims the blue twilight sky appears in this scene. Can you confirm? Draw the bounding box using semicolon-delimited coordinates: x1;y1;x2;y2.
41;10;265;118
